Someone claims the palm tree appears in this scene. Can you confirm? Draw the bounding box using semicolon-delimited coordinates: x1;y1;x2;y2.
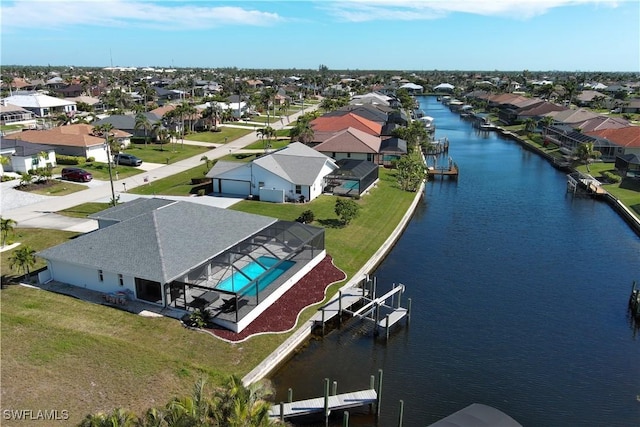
212;375;277;427
0;155;10;177
9;245;36;281
79;408;138;427
1;217;17;247
523;118;536;135
574;142;601;173
134;112;151;146
155;128;170;152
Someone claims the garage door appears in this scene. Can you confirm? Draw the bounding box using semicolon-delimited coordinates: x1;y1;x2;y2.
218;179;251;196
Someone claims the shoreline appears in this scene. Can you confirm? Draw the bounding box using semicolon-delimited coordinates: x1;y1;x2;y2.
499;129;640;237
242;180;426;385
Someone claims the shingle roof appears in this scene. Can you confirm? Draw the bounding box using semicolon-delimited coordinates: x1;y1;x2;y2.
253;142;336;185
313;127;382;154
38;199;277;284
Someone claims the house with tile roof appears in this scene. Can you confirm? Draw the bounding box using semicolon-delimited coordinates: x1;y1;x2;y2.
311;112;382;136
586;126;640;156
38;198;327;333
207;142;338;203
3;124;131;162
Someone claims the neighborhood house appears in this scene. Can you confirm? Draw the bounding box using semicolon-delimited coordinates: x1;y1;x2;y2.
38;198;326;333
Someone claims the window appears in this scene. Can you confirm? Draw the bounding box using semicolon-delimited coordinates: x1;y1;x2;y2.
258;181;265;188
347;152;351;158
295;185;302;194
367;153;373;162
98;270;104;282
118;274;124;286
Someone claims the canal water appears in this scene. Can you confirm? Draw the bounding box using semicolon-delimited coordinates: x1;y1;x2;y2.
270;96;640;427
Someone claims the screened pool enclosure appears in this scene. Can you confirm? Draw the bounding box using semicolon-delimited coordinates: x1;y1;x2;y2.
165;220;325;330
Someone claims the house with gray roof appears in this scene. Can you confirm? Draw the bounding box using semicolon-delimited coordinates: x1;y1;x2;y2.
93;113;161;138
38;198;326;333
207;142;338;203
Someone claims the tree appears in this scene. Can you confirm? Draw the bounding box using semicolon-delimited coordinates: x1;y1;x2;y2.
395;151;426;192
9;245;36;281
79;408;138;427
574;142;601;173
212;375;276;427
1;217;17;247
335;198;360;225
0;155;9;177
134;112;151;146
522;117;536;135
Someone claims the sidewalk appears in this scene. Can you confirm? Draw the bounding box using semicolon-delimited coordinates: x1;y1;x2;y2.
1;104;319;231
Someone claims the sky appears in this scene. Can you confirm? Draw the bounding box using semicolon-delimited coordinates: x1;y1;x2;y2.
1;0;639;72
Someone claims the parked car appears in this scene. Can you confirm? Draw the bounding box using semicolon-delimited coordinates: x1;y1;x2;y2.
113;153;142;166
61;167;93;182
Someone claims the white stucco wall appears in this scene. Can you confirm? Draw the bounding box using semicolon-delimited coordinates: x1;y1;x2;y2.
85;145;109;162
46;260;136;296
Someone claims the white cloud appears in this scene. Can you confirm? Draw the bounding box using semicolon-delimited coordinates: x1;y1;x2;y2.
1;0;286;31
320;0;620;22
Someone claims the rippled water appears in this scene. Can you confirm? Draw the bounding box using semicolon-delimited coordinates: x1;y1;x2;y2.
270;96;640;427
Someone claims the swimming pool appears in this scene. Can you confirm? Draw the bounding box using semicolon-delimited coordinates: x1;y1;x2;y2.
215;256;295;296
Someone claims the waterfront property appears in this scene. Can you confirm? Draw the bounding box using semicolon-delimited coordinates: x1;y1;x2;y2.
38;197;326;332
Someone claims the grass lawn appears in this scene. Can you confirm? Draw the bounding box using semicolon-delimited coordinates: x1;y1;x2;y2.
15;179;89;196
121;143;211;164
244;139;290;150
185;127;253;144
0;285;285;426
576;163;640;215
57;202;113;218
128;164;211;196
1;228;80;279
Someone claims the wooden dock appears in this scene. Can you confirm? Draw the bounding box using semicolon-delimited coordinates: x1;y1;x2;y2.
427;164;459;179
269;389;377;419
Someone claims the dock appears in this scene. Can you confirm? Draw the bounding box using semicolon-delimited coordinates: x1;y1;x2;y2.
426;155;459;180
269;389;377;419
318;277;411;339
567;171;606;196
270;371;384;423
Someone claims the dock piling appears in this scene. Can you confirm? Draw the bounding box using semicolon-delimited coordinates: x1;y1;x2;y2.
343;411;349;427
397;400;404;427
376;369;383;418
288;388;293;403
324;378;330;426
332;381;338;396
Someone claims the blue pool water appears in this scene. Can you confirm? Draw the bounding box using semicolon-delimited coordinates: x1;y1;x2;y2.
215;256;294;296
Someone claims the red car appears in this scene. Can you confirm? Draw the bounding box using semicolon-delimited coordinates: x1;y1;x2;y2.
61;167;93;182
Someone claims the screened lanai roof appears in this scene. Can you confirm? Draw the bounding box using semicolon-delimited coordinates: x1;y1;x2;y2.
328;158;378;179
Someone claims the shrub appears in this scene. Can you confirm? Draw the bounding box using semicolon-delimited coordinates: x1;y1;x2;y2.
197;189;206;197
603;171;622;183
86;157;95;163
56;154;85;165
296;210;315;224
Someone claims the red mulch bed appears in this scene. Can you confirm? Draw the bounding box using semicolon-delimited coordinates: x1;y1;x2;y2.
204;255;346;342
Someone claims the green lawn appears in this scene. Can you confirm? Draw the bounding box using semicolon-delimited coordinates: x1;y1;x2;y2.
121;143;211;164
128;164;211;196
244;139;290;150
57;202;113;218
18;179;89;196
184;127;253;143
1;228;80;279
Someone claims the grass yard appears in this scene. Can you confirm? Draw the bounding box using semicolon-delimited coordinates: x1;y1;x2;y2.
0;286;285;426
121;143;211;164
244;139;290;150
1;228;80;279
14;179;89;196
184;127;253;144
57;202;113;218
128;164;211;196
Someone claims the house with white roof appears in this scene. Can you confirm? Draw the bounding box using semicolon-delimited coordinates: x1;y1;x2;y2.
1;92;77;117
207;142;338;203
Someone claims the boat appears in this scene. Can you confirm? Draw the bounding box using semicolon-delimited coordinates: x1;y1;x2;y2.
418;115;436;133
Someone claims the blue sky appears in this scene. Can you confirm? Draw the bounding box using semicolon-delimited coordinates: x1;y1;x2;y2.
1;0;638;72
